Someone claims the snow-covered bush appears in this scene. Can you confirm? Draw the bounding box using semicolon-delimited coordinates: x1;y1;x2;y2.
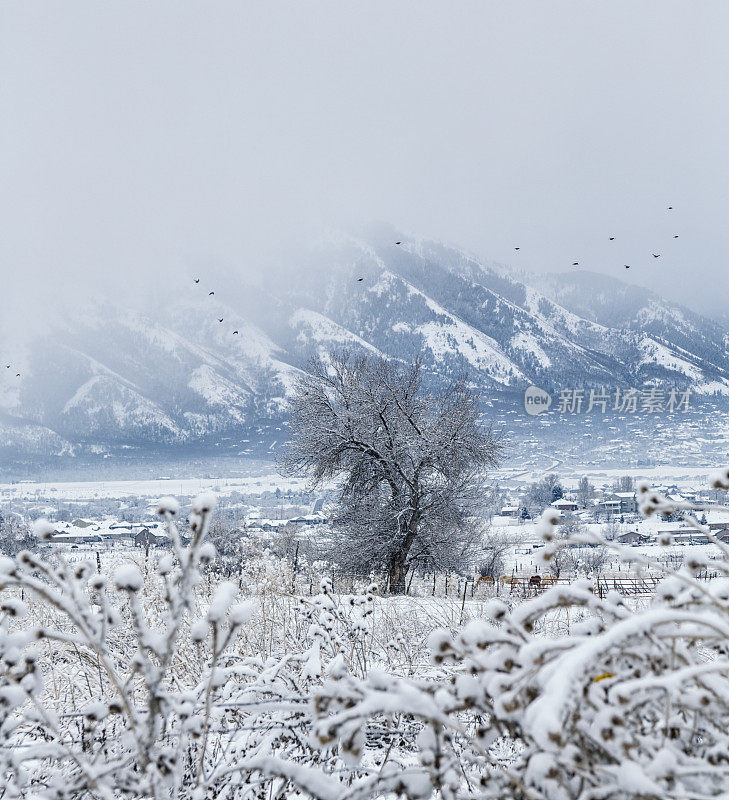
0;494;375;799
4;476;729;799
313;483;729;799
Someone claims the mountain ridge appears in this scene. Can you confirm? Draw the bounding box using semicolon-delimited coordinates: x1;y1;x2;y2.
2;234;728;460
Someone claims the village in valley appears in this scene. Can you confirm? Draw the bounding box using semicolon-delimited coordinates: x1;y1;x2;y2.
3;469;728;601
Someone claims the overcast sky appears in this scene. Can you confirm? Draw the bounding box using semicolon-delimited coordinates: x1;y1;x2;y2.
2;1;728;328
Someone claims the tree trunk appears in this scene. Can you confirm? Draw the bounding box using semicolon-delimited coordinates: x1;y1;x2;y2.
387;512;419;594
388;559;407;594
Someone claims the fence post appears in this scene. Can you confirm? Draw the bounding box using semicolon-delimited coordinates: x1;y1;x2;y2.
459;579;468;625
291;541;299;594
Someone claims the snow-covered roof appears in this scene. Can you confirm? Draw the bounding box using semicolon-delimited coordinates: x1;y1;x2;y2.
50;531;102;541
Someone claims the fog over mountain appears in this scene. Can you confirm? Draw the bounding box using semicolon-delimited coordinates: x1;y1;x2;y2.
3;3;729;475
1;231;727;464
3;2;729;328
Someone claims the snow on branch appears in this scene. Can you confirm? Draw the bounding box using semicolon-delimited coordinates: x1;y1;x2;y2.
4;475;729;798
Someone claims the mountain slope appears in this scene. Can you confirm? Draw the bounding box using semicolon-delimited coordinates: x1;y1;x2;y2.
1;233;728;459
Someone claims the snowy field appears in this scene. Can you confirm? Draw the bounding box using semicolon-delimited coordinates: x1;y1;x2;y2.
0;471;313;501
492;461;722;491
489;509;729;576
0;461;721;504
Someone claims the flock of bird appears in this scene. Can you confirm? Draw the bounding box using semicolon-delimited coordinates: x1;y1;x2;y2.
355;209;680;283
2;212;682;379
191;278;239;336
194;209;681;330
513;205;679;270
193;240;408;323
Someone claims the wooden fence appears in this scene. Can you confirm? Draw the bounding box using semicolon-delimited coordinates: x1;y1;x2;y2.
502;572;719;599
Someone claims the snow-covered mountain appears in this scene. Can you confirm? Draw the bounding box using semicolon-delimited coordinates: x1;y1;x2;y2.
2;232;728;460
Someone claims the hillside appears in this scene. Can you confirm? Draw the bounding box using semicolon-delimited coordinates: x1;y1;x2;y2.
2;233;728;460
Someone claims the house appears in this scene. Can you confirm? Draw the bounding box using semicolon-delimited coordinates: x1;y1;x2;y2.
708;521;729;533
259;519;288;532
500;506;519;518
671;532;712;545
612;492;638;514
48;521;106;545
705;522;729;542
287;512;328;526
48;530;103;545
98;530;134;546
134;529;170;548
601;492;637;515
552;499;578;512
599;499;622;517
617;531;649;545
71;518;96;528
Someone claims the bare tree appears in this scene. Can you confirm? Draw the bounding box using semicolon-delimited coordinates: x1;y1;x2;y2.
478;527;515;580
0;516;34;556
522;473;561;516
281;351;503;593
603;520;621;541
576;543;608;574
613;474;635;492
554;517;609;575
576;476;594;508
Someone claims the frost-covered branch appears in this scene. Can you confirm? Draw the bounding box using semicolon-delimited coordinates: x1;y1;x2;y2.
5;470;729;798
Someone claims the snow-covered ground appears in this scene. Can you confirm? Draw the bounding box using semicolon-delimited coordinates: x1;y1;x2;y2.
491;461;722;491
489;507;729;577
1;459;721;505
0;472;315;502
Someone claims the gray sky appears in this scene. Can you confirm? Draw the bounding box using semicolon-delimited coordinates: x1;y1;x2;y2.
2;1;728;329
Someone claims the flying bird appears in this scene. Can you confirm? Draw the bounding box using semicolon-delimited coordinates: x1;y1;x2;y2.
5;365;9;369
208;291;215;296
572;262;579;266
15;373;20;377
673;235;679;239
624;265;631;269
357;277;363;282
194;278;200;283
652;253;661;259
395;241;402;245
514;247;520;251
609;237;615;241
667;206;673;210
233;330;239;335
218;318;224;323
